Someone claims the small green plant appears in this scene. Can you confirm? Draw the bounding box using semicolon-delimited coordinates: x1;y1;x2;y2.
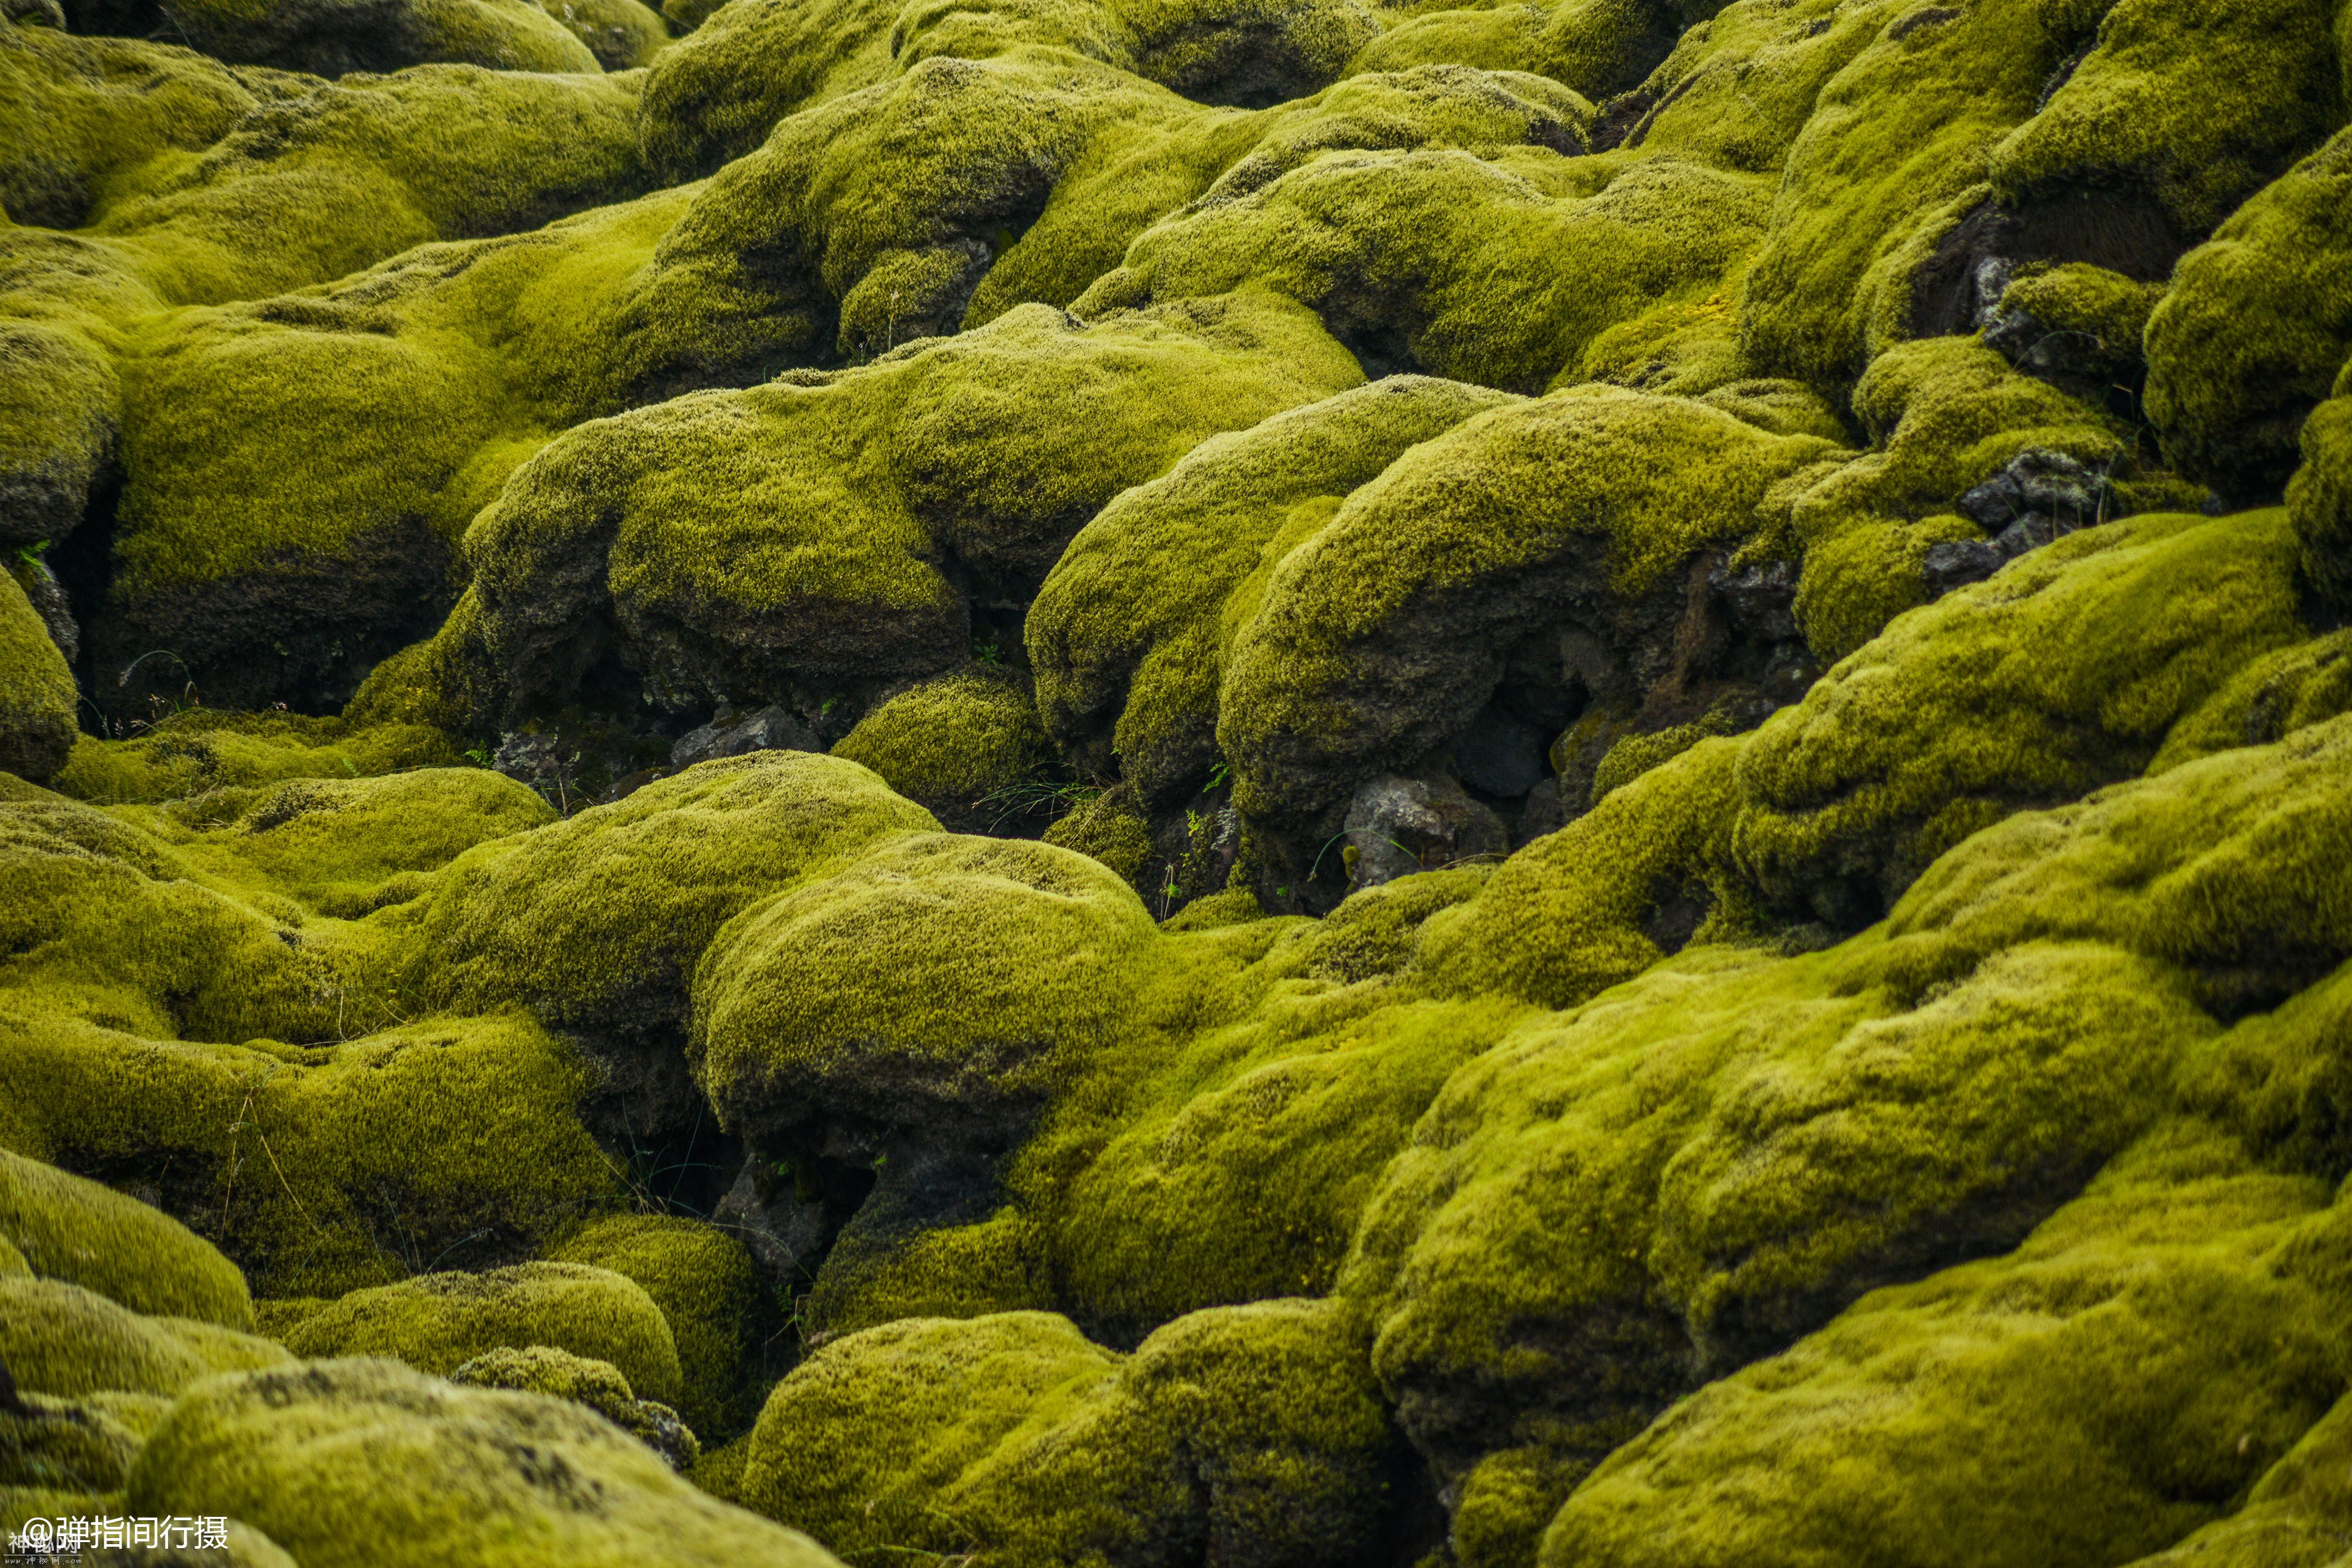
971;642;1001;665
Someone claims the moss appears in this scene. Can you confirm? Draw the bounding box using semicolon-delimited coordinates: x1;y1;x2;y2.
1216;384;1836;833
162;0;602;76
0;1148;251;1328
0;1277;289;1398
542;1214;771;1440
830;666;1054;825
1986;0;2343;240
449;1345;698;1469
1079;147;1773;394
2126;1387;2352;1565
0;571;75;787
1346;0;1670;96
546;0;672;68
1041;781;1157;885
1030;375;1516;803
690;832;1158;1147
1541;1119;2350;1566
1988;262;2164;389
1735;508;2310;927
419;751;937;1037
1;1389;143;1498
2290;392;2352;619
280;1262;682;1403
2149;628;2352;773
742;1299;1398;1563
51;712;463;805
2147;125;2352;502
801;1204;1052;1338
128;1359;844;1568
1614;0;1873;176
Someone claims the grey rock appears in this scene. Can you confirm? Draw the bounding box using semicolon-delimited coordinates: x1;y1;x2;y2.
1517;777;1566;844
1453;702;1549;798
1709;558;1801;643
1921;539;2007;600
670;704;818;770
1956;449;2110;533
19;562;77;665
1342;773;1509;892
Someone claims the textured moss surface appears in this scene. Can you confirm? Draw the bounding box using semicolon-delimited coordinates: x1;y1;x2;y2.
10;0;2352;1559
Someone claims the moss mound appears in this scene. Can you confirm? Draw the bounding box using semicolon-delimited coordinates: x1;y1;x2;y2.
129;1360;844;1568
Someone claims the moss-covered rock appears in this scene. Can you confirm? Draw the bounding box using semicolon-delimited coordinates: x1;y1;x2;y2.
830;665;1057;831
448;1344;699;1472
742;1299;1402;1564
0;572;76;786
280;1261;684;1403
129;1359;844;1568
0;1149;252;1327
1;1277;288;1398
541;1214;771;1439
158;0;603;76
50;711;462;805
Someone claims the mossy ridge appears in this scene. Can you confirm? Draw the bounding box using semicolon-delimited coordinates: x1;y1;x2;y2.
1029;374;1519;807
51;708;461;806
1735;506;2309;928
542;1213;776;1440
280;1261;685;1403
2147;125;2352;506
741;1298;1399;1565
0;1147;252;1326
1;1276;289;1399
454;289;1358;728
139;0;603;77
1216;383;1837;835
1078;145;1770;394
0;571;76;787
1539;1117;2352;1567
129;1360;846;1568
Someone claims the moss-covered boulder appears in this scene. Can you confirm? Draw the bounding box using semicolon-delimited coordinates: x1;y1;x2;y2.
541;1214;771;1439
742;1300;1403;1564
279;1261;684;1405
0;1150;252;1328
0;572;76;786
830;666;1056;832
1;1277;288;1398
129;1360;844;1568
449;1345;699;1472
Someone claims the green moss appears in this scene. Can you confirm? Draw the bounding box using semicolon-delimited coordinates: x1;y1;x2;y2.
542;1214;771;1439
2149;628;2352;773
691;832;1158;1145
449;1344;698;1468
0;1277;289;1398
1986;0;2343;240
52;712;463;805
1615;0;1871;176
163;0;602;76
830;666;1054;823
1541;1119;2349;1566
1030;375;1516;803
2126;1385;2352;1565
419;751;937;1036
2148;125;2352;501
1736;508;2310;927
1040;781;1156;885
128;1359;844;1568
1990;262;2165;387
1216;384;1835;832
1;1389;143;1498
547;0;672;68
0;572;74;787
1079;147;1772;394
1346;0;1668;96
461;289;1357;720
0;1148;252;1328
801;1204;1052;1339
2290;392;2352;618
281;1261;682;1403
741;1299;1397;1563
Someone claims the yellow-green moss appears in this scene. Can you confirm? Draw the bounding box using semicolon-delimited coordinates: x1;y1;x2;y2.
1030;374;1516;802
830;666;1054;818
52;712;462;806
1;1277;289;1398
129;1359;844;1568
742;1299;1396;1563
0;572;74;786
2147;125;2352;501
542;1214;770;1439
1041;783;1156;886
281;1261;683;1404
1542;1119;2349;1566
418;750;937;1036
1736;508;2309;926
0;1149;251;1328
163;0;603;75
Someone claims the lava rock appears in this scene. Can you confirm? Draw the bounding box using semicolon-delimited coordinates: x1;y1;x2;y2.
1342;773;1510;892
670;705;819;770
1708;558;1801;643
